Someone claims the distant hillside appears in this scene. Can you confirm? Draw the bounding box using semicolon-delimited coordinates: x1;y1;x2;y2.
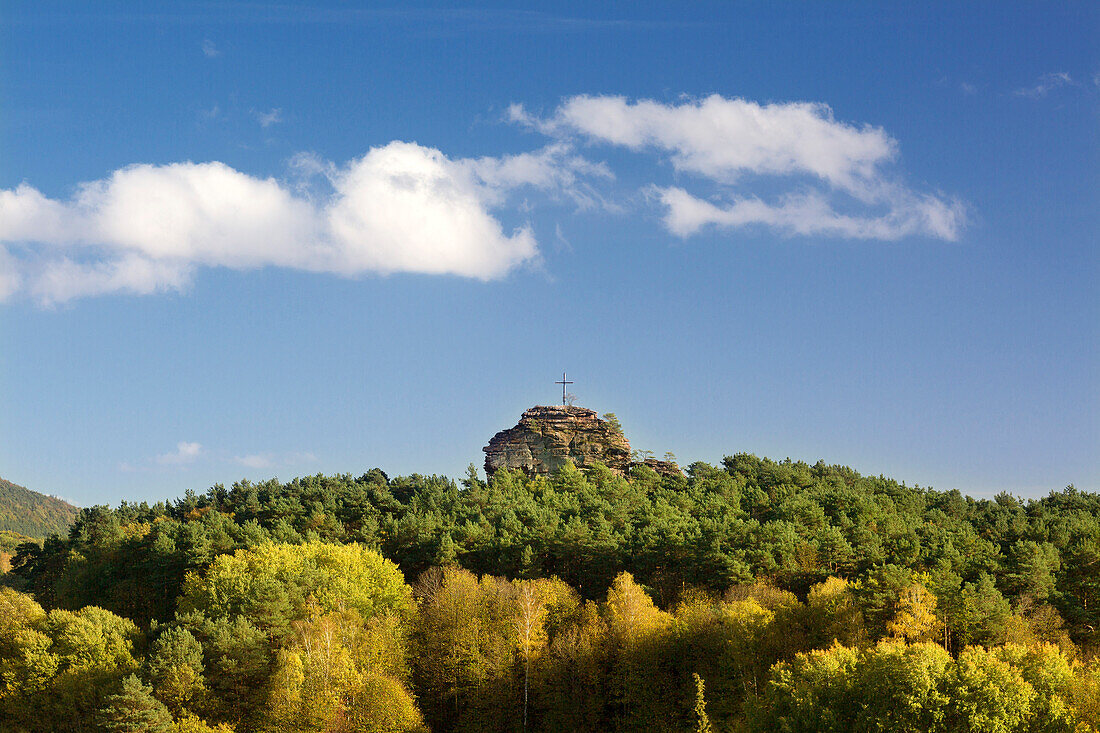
0;477;78;542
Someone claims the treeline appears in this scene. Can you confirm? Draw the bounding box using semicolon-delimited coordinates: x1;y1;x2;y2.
12;456;1100;645
3;455;1100;730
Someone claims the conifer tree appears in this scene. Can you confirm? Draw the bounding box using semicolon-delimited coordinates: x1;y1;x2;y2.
147;626;206;715
100;674;173;733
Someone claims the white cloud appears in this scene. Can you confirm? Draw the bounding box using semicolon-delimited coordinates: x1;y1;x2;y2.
324;142;537;277
658;187;965;241
254;108;283;128
514;94;896;196
462;142;614;210
234;451;318;470
0;141;554;303
0;94;966;305
26;255;194;303
514;94;964;241
1014;72;1073;98
157;441;203;465
553;222;573;253
202;39;220;58
235;453;273;469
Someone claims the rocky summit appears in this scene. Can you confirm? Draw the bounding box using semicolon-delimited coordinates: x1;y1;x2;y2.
483;405;633;477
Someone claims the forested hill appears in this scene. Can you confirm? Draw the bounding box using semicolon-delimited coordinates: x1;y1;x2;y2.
6;455;1100;731
0;476;78;541
11;456;1099;642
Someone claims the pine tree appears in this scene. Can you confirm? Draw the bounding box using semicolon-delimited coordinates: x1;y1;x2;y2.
147;626;206;714
100;674;173;733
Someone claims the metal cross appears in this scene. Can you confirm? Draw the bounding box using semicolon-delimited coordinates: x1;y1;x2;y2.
555;372;573;405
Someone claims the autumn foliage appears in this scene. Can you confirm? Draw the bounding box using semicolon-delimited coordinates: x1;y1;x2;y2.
3;455;1100;730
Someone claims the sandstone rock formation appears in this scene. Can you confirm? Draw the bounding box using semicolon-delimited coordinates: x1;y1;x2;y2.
638;458;684;479
483;405;632;477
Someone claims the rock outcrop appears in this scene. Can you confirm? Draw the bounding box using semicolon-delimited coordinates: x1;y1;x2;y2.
483;405;632;477
638;458;684;479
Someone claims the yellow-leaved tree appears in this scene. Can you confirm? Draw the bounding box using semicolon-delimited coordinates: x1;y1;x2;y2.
604;572;672;729
0;587;143;732
178;542;413;636
888;582;940;644
177;542;420;733
411;567;576;732
265;607;426;733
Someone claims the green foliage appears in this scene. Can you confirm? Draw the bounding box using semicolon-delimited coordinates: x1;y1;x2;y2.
100;673;174;733
945;645;1035;731
537;599;609;732
5;454;1100;731
13;458;1100;649
171;715;235;733
411;567;524;730
147;626;206;715
601;413;624;438
803;577;867;648
0;588;143;732
0;587;56;699
178;541;412;641
185;615;269;729
752;640;1088;733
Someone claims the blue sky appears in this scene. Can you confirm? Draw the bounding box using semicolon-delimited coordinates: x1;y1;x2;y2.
1;2;1096;506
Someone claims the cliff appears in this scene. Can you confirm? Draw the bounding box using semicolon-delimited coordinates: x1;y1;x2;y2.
483;405;633;477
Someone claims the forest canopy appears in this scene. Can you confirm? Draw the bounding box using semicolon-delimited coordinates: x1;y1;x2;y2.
4;454;1100;731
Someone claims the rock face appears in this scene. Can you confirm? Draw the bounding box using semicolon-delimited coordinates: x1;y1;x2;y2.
639;458;684;479
483;405;632;478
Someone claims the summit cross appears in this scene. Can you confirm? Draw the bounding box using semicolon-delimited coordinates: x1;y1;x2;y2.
555;372;574;405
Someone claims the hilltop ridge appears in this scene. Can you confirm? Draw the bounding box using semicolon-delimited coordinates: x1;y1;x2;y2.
0;476;78;545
